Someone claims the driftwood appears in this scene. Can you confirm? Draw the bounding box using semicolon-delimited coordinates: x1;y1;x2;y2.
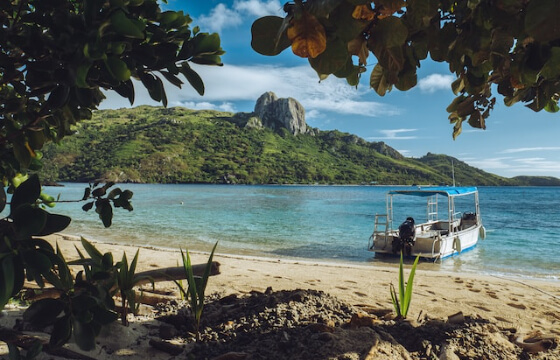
134;261;221;286
148;338;184;355
514;332;558;353
23;261;221;302
0;327;97;360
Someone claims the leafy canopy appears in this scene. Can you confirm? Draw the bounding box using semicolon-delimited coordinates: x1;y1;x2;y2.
0;0;224;180
0;1;223;353
251;0;560;138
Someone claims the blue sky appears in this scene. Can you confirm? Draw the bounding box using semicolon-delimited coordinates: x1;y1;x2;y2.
100;1;560;178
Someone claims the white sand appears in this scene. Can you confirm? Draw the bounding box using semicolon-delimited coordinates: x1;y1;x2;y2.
1;234;558;359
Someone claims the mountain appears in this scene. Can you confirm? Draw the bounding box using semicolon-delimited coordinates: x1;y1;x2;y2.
38;102;560;186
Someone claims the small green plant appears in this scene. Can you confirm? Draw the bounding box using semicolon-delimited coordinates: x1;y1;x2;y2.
390;252;420;319
174;242;218;341
116;249;153;325
7;340;42;360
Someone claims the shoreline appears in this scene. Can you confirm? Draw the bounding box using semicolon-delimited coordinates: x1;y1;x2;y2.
48;234;560;333
1;233;558;359
56;232;560;283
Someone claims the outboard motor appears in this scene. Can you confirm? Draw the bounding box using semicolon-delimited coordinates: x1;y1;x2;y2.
392;217;416;256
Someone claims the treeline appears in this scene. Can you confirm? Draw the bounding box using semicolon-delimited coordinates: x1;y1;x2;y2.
38;106;560;186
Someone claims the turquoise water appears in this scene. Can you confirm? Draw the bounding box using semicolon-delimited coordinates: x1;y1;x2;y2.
44;184;560;280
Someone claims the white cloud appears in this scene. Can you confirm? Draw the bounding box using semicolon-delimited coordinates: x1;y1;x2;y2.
101;64;398;119
501;146;560;154
367;129;418;141
306;109;322;119
195;1;283;33
465;157;513;170
417;74;454;93
233;0;283;17
175;101;237;112
195;4;243;33
465;156;560;176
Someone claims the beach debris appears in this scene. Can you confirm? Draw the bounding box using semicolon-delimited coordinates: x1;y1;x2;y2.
305;322;335;333
148;338;184;355
0;327;97;360
439;343;461;360
349;311;381;328
447;311;465;324
514;330;558;353
211;352;249;360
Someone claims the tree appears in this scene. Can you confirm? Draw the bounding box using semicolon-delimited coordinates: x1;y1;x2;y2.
251;0;560;138
0;0;223;352
1;0;223;180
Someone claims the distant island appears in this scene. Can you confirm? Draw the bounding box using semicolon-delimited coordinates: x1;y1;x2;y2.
39;92;560;186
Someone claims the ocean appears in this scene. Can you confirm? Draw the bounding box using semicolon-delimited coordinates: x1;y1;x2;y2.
43;184;560;281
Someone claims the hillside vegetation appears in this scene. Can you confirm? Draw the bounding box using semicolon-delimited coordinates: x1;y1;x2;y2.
39;106;559;186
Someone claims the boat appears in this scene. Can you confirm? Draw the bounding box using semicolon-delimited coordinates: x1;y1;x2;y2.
368;186;486;260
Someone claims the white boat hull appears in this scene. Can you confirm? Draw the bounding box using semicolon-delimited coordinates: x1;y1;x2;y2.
370;224;483;259
368;186;484;260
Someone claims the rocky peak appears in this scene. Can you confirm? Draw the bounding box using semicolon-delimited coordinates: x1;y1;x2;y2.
254;91;308;135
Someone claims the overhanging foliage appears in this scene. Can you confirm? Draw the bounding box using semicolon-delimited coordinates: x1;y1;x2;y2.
251;0;560;138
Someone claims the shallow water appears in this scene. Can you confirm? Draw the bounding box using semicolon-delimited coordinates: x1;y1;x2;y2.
40;184;560;280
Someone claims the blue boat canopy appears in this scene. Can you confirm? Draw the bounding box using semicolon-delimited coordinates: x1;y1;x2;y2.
389;186;478;197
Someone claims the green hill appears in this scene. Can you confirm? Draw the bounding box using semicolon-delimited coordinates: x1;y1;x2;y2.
38;106;559;186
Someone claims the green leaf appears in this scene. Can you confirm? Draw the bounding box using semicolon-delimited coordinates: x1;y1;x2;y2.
114;80;135;105
105;57;131;81
524;0;560;43
26;340;43;359
47;86;70;108
395;68;417;91
82;202;94;212
330;1;370;42
370;64;392;96
81;237;104;264
13;205;48;238
540;47;560;79
160;70;184;88
180;64;204;96
0;256;15;308
7;343;21;360
23;298;65;327
200;242;218;301
97;201;113;228
192;33;222;55
371;16;408;48
91;306;118;325
108;188;122;200
10;174;41;216
11;255;25;298
306;0;345;17
72;294;98;313
23;249;53;274
82;187;91;201
402;255;420;317
50;315;72;348
159;11;179;26
110;10;145;39
544;99;560;113
72;319;96;351
309;38;349;76
0;186;6;214
251;16;291;56
36;213;71;236
190;54;223;66
333;58;355;78
92;187;106;197
398;252;405;314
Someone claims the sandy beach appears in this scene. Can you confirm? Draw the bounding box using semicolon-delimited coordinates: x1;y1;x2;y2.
1;234;559;359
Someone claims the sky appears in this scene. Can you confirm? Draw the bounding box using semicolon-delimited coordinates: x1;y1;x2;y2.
100;0;560;178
